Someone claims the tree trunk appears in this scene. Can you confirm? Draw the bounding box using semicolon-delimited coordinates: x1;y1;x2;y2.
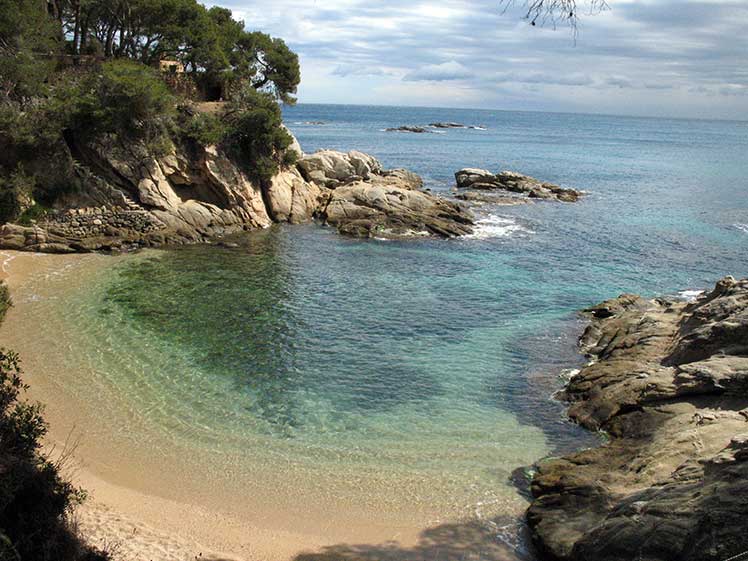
105;24;116;57
72;0;81;56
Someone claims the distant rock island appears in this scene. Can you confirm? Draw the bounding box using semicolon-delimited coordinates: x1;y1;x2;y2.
528;276;748;561
429;122;487;130
385;123;487;133
455;168;582;203
384;125;433;133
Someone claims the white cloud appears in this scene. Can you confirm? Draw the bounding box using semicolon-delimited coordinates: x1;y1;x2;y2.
403;61;475;82
204;0;748;119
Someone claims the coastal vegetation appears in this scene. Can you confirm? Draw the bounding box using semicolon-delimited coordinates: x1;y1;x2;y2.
0;282;9;321
0;283;107;560
0;0;300;223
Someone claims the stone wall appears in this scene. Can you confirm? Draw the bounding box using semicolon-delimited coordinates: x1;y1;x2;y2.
45;207;164;239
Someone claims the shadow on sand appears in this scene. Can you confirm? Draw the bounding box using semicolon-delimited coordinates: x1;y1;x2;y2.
292;517;534;561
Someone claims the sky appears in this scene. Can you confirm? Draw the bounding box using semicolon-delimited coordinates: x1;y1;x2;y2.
206;0;748;120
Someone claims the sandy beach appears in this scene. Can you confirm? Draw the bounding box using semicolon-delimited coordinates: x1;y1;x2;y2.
0;249;523;561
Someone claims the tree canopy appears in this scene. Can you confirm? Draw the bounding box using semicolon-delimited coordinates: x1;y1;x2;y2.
1;0;300;105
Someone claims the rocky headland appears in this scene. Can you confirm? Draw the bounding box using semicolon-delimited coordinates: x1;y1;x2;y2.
0;138;475;252
455;168;582;204
528;276;748;561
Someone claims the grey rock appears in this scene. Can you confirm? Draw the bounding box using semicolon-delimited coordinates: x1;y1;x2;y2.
527;277;748;561
455;168;582;202
384;126;431;134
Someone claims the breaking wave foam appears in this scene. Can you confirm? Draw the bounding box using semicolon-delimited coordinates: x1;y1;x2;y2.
677;289;705;302
467;215;533;240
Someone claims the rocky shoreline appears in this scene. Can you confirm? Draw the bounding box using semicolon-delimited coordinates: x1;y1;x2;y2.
1;127;590;253
0;137;477;252
528;277;748;561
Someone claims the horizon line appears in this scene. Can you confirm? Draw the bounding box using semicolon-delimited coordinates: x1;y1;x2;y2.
282;101;748;125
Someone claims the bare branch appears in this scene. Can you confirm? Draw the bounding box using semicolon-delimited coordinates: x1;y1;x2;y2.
499;0;610;34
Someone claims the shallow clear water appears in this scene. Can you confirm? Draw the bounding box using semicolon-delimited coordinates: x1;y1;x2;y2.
4;105;748;556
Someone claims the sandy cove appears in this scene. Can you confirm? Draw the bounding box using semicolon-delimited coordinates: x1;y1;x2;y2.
0;250;525;561
0;250;309;561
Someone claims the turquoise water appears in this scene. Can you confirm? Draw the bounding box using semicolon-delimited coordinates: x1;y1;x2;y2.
5;105;748;556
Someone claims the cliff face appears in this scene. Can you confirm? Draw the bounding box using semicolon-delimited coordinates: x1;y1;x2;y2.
0;135;473;252
528;277;748;561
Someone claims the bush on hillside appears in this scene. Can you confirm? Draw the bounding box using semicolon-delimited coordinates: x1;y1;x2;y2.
223;86;296;182
63;60;175;149
0;291;108;560
176;88;297;183
178;109;229;147
0;167;35;224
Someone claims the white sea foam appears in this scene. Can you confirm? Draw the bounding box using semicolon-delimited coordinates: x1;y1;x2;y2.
678;289;705;302
734;223;748;234
559;368;581;383
467;215;533;240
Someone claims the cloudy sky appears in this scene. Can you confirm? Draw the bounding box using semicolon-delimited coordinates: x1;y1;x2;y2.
207;0;748;120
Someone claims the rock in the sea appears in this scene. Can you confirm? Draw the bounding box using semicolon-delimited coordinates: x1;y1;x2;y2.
321;178;473;239
429;122;466;129
265;168;322;224
455;168;582;202
527;276;748;561
384;126;431;134
454;191;533;205
298;150;473;238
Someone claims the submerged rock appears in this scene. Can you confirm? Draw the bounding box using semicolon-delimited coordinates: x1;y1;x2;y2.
455;168;582;202
527;276;748;561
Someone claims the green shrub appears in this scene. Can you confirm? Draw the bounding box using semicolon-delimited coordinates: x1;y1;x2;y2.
0;167;35;224
223;87;294;183
0;283;9;323
0;347;108;561
0;295;107;561
0;0;59;103
16;204;49;226
65;60;175;147
179;111;229;147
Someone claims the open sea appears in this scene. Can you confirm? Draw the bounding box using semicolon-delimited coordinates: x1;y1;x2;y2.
2;104;747;558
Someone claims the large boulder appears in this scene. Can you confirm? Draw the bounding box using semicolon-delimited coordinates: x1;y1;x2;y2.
296;149;472;239
265;168;322;224
527;277;748;561
297;150;382;187
455;168;582;202
320;177;473;239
